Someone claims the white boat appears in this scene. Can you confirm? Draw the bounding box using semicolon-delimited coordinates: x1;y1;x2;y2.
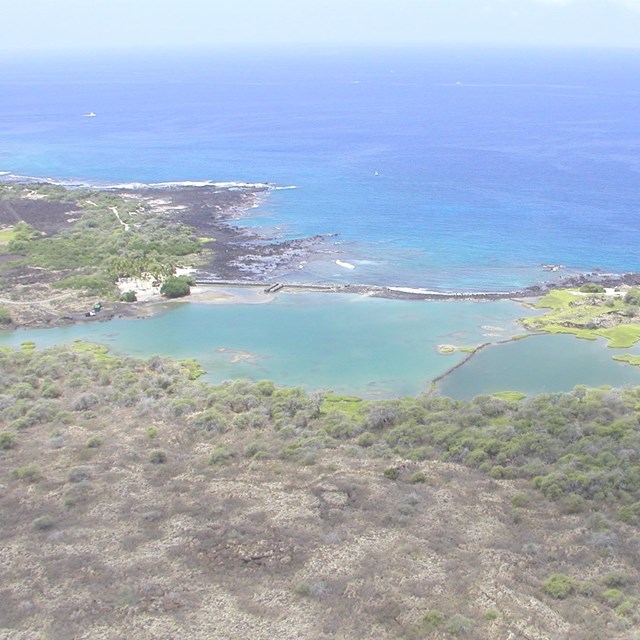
82;112;97;117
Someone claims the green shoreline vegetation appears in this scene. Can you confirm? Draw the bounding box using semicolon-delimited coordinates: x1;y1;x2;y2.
519;285;640;360
1;343;639;636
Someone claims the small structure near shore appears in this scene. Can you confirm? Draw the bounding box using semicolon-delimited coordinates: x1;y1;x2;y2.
264;282;284;294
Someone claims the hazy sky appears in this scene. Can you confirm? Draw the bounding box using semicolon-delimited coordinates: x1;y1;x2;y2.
3;0;640;52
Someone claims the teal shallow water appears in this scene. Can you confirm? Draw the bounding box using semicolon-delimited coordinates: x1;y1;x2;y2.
0;293;525;398
1;293;639;398
438;334;640;400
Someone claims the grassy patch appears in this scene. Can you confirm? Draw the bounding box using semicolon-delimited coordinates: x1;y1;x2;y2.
520;288;640;347
535;289;582;310
0;227;16;244
321;394;364;418
491;391;526;402
596;324;640;349
612;354;640;367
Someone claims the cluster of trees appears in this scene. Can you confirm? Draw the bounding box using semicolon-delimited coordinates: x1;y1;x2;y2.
3;188;202;297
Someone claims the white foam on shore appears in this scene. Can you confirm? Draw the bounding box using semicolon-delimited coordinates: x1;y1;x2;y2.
0;170;295;193
389;286;443;295
105;180;272;190
387;286;514;296
336;259;356;270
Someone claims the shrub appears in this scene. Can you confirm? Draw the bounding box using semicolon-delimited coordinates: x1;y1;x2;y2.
618;502;640;525
0;431;16;450
624;287;640;305
293;581;311;596
120;290;137;302
72;393;100;411
409;471;427;484
420;610;444;629
85;435;103;448
615;598;636;617
11;464;42;482
383;467;399;480
41;384;63;399
209;446;233;465
0;305;12;325
147;427;158;438
160;276;191;298
444;614;474;636
543;573;575;599
32;515;55;531
357;431;376;447
69;466;91;483
602;572;626;588
511;492;529;508
580;282;605;294
602;588;626;608
149;450;167;464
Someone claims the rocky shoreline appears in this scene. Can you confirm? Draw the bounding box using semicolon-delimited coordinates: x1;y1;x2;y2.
1;180;640;328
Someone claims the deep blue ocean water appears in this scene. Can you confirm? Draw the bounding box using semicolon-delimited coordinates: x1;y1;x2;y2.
1;47;639;291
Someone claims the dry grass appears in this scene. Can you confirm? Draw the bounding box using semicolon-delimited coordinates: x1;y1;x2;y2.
2;411;639;639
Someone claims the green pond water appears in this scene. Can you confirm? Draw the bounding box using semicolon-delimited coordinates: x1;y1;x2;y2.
1;292;639;398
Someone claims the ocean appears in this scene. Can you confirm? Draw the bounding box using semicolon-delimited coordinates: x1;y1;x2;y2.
2;46;639;292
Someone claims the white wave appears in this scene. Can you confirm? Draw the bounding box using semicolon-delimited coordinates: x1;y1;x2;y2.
107;180;272;190
0;171;282;192
388;286;442;295
336;259;356;270
388;286;514;296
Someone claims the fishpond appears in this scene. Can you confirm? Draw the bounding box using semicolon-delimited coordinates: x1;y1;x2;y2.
2;291;640;398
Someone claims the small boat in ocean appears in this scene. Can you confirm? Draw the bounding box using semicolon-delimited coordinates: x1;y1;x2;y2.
82;112;97;117
374;170;379;176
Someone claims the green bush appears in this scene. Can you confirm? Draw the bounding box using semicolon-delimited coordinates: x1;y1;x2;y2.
511;492;529;508
602;588;626;608
32;515;55;531
602;572;626;588
149;450;167;464
383;467;399;480
0;305;12;325
580;282;605;294
0;431;16;450
409;471;427;484
209;446;233;465
120;290;137;302
543;573;575;599
85;435;103;448
444;614;474;636
420;610;444;629
160;276;191;298
618;502;640;525
624;287;640;305
11;464;42;483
